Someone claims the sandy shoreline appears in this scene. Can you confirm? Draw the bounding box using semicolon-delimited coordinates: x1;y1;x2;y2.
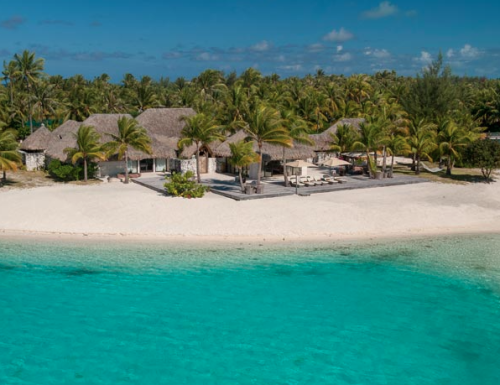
1;178;500;245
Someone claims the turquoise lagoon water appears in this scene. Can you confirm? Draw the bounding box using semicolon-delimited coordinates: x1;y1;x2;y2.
1;235;500;384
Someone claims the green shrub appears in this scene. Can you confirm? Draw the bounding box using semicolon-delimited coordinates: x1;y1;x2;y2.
48;160;79;181
48;160;98;181
164;171;209;198
463;139;500;182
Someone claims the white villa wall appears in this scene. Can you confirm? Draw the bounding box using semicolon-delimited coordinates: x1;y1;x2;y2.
208;158;217;173
23;152;46;171
171;158;217;174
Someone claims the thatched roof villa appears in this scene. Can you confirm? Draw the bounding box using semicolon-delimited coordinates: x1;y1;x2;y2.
19;124;55;171
212;130;317;178
20;108;358;180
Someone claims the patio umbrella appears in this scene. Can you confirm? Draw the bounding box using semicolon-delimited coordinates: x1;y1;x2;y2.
321;157;351;177
285;160;317;168
321;158;351;167
285;160;317;194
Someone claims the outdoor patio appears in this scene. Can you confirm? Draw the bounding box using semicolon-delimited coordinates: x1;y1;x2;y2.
133;170;428;201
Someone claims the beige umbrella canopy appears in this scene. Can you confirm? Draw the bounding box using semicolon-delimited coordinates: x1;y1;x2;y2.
285;160;317;168
321;158;351;167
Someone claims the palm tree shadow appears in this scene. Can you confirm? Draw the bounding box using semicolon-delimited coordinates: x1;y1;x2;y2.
440;174;493;183
0;180;18;188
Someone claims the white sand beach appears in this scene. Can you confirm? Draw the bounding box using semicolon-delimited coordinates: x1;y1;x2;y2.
1;177;500;243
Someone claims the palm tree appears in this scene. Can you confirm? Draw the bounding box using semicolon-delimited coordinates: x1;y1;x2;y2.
106;117;152;184
329;123;360;154
353;120;382;177
408;127;436;175
64;125;107;182
13;51;44;134
178;113;224;183
437;120;473;176
2;60;17;106
243;104;292;188
228;140;260;192
0;128;21;183
280;109;313;186
386;134;410;177
408;119;436;171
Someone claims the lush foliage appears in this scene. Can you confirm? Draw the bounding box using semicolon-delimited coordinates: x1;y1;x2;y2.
64;125;106;182
228;140;260;191
463;139;500;182
178;113;224;183
0;49;497;183
47;159;98;181
164;171;209;198
105;116;152;183
0;128;21;182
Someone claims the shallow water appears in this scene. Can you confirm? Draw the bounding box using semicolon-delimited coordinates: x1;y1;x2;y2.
1;235;500;384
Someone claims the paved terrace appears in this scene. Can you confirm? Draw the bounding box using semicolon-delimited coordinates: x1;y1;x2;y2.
133;171;428;201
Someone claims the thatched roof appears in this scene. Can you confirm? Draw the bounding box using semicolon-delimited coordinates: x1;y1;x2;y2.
45;121;82;162
309;118;365;151
136;108;196;137
213;130;316;162
52;120;82;139
81;114;134;140
128;134;177;161
20;125;55;151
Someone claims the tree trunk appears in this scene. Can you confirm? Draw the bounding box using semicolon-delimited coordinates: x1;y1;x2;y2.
416;154;421;175
411;153;416;171
238;168;244;192
2;170;6;183
9;80;14;106
257;142;262;188
381;145;387;178
282;147;289;186
390;155;395;178
27;80;33;134
195;142;201;183
29;111;33;135
446;157;452;176
366;149;372;178
124;151;129;184
84;158;88;182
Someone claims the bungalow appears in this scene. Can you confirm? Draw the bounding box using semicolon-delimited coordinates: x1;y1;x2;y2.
135;107;212;174
213;130;316;179
19;124;54;171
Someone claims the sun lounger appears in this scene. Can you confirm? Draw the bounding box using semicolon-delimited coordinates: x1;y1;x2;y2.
322;176;338;184
300;177;316;187
335;177;348;183
290;176;305;187
313;176;326;185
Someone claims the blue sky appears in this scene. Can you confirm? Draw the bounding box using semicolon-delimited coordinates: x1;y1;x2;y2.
1;0;499;81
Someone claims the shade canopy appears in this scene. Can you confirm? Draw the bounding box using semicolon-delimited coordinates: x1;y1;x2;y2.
321;158;351;167
285;160;317;168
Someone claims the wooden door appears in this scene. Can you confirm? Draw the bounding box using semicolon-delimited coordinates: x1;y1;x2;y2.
199;155;208;174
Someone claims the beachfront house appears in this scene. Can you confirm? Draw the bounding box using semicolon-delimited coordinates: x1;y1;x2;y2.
19;124;54;171
213;130;316;179
135;108;212;174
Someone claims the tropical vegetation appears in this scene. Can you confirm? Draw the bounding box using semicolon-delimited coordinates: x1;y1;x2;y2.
0;49;498;185
64;125;106;182
104;116;152;183
164;170;209;198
